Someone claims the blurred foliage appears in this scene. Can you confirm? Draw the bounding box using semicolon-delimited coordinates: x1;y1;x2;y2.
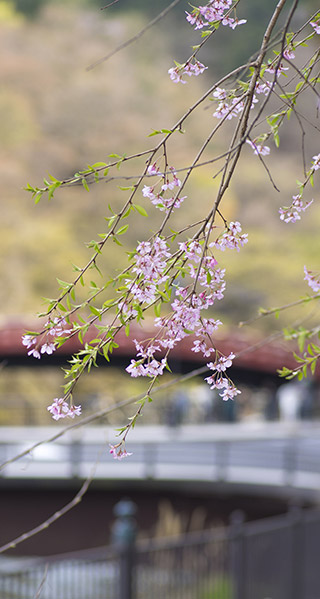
0;0;319;324
0;0;320;427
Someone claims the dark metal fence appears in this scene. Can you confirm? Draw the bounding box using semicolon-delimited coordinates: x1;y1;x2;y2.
1;506;319;599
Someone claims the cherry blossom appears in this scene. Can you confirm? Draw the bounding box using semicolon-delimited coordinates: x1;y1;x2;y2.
279;195;313;223
283;47;295;60
222;16;247;29
186;1;246;31
168;67;186;84
147;163;160;176
22;335;37;349
213;98;245;120
214;222;248;251
207;352;235;373
40;342;56;355
310;21;320;35
109;443;132;460
255;81;272;96
22;317;72;359
311;154;320;171
205;357;241;400
168;60;207;84
246;139;270;156
126;357;167;378
304;266;320;293
212;87;227;100
265;61;289;75
143;166;186;214
184;60;208;77
28;348;41;359
47;398;81;421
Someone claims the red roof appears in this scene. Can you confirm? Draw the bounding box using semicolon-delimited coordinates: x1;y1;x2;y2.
0;321;303;376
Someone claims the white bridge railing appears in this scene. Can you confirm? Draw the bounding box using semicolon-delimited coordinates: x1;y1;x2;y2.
0;422;320;497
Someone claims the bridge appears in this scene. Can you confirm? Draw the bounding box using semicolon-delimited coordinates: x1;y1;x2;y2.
1;422;320;501
0;321;305;386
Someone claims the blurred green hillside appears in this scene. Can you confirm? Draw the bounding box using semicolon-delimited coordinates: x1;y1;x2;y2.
0;0;319;336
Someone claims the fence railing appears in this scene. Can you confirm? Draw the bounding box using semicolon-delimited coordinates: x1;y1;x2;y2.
1;505;319;599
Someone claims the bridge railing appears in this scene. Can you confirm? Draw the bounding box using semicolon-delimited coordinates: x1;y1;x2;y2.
0;423;320;494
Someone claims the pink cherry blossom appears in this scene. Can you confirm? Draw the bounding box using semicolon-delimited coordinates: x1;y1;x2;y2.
28;348;41;359
47;398;82;421
185;11;204;30
310;21;320;34
265;61;289;75
212;87;227;100
168;67;186;84
279;195;313;223
40;342;56;355
147;163;160;176
214;222;248;251
304;266;320;293
109;443;132;460
283;47;295;60
222;16;247;29
22;335;37;348
186;1;245;31
184;60;208;77
311;154;320;171
220;383;241;401
22;317;72;360
246;139;270;156
255;81;272;96
207;352;235;373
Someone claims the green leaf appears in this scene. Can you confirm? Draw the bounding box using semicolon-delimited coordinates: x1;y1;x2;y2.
102;343;110;362
82;178;90;192
154;303;161;317
112;236;123;246
116;225;129;235
57;278;72;290
134;204;148;217
92;162;108;168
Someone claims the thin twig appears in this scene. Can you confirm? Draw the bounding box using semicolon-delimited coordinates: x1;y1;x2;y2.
34;564;49;599
87;0;182;71
239;293;320;326
0;449;104;554
100;0;119;9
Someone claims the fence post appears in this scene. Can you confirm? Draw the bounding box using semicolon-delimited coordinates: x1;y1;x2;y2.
111;499;137;599
288;503;304;599
229;510;246;599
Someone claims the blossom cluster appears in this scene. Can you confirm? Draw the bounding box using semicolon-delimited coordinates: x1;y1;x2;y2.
279;154;319;224
304;266;320;293
47;398;81;421
186;1;246;31
122;236;172;311
214;221;248;251
205;353;241;400
310;20;320;35
279;195;313;224
311;154;320;172
168;60;207;84
22;317;72;359
126;223;246;401
142;165;186;213
246;139;270;157
109;442;132;460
